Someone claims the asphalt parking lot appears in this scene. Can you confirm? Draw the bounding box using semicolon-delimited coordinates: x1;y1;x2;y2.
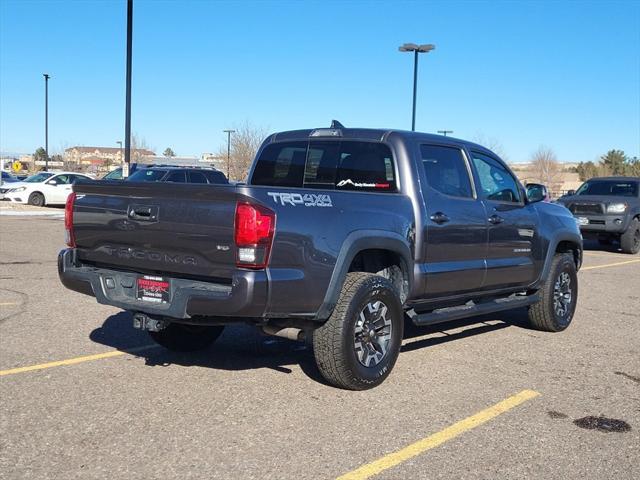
1;214;639;479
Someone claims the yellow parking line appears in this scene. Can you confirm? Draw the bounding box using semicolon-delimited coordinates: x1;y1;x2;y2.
582;259;640;271
0;345;159;377
336;389;540;480
0;302;20;306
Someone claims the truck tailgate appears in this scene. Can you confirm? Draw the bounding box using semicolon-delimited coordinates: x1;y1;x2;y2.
73;181;240;280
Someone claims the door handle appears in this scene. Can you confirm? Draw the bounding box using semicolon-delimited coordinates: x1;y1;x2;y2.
488;214;504;225
429;212;450;224
127;204;158;222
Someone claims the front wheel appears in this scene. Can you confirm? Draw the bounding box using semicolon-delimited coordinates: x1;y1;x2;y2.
148;323;224;352
528;252;578;332
620;218;640;254
28;192;45;207
312;273;404;390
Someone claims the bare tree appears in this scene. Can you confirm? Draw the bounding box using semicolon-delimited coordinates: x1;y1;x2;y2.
472;133;509;162
217;122;269;181
131;134;155;163
530;146;562;193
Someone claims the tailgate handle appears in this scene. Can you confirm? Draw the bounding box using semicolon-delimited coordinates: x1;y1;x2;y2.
128;205;158;222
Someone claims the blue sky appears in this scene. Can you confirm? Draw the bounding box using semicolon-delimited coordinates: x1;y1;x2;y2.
1;0;638;163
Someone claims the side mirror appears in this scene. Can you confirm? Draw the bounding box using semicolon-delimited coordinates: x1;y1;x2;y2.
46;180;58;186
567;189;576;196
526;183;547;203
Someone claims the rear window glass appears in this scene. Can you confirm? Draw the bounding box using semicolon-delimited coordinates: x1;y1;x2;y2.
251;140;396;192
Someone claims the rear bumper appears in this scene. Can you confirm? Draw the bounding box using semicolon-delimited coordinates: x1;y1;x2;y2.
58;248;268;320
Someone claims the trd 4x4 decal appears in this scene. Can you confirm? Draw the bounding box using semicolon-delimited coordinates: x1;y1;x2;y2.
267;192;333;207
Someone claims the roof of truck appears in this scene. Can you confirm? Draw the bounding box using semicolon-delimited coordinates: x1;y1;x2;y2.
268;126;496;156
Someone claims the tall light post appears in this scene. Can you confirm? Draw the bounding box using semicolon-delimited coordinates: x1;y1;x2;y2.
43;73;51;171
437;130;453;137
123;0;133;177
223;129;235;178
398;43;435;131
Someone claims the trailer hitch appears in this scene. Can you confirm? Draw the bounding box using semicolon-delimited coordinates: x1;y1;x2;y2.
132;312;168;332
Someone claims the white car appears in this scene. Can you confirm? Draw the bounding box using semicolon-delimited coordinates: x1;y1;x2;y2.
1;171;93;206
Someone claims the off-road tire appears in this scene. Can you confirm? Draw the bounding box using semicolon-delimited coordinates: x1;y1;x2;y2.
620;218;640;254
148;323;224;352
312;272;404;390
28;192;45;207
528;253;578;332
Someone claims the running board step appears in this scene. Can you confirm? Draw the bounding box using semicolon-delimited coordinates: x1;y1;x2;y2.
408;294;539;326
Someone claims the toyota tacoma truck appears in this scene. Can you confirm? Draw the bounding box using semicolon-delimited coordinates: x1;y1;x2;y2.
557;176;640;254
59;123;583;390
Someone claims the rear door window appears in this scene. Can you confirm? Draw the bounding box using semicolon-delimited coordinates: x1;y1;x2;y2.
188;171;208;184
420;145;473;198
251;140;396;192
165;170;187;183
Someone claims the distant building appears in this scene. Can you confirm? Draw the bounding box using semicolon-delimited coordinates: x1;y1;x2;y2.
64;146;155;165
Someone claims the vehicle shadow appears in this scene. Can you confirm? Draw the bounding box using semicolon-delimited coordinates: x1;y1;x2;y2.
582;238;622;253
89;308;531;386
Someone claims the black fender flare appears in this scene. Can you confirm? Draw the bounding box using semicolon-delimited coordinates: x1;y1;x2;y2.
314;230;413;320
537;232;583;288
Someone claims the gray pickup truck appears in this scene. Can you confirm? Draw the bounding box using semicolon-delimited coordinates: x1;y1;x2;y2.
59;124;583;390
557;176;640;254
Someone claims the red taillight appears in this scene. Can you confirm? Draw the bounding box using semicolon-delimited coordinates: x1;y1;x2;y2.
234;202;275;269
65;192;77;247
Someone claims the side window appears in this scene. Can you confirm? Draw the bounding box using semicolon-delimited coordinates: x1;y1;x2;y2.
103;169;122;180
420;145;473;198
53;175;71;184
165;170;187;183
471;151;521;203
336;142;396;192
203;170;228;184
252;141;307;187
188;171;208;184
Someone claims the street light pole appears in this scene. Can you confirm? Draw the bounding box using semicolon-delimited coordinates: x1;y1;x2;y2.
123;0;133;177
398;43;435;132
412;51;418;132
43;73;50;171
437;130;453;137
223;129;235;178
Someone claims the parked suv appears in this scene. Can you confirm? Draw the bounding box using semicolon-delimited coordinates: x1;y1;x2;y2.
126;166;228;184
557;176;640;254
59;124;583;389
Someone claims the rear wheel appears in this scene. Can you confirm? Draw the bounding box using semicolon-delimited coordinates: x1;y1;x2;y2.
312;273;404;390
28;192;45;207
148;323;224;352
528;252;578;332
620;218;640;254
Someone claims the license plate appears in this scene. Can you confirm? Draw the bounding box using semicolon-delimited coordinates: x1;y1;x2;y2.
136;275;170;303
577;216;589;226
